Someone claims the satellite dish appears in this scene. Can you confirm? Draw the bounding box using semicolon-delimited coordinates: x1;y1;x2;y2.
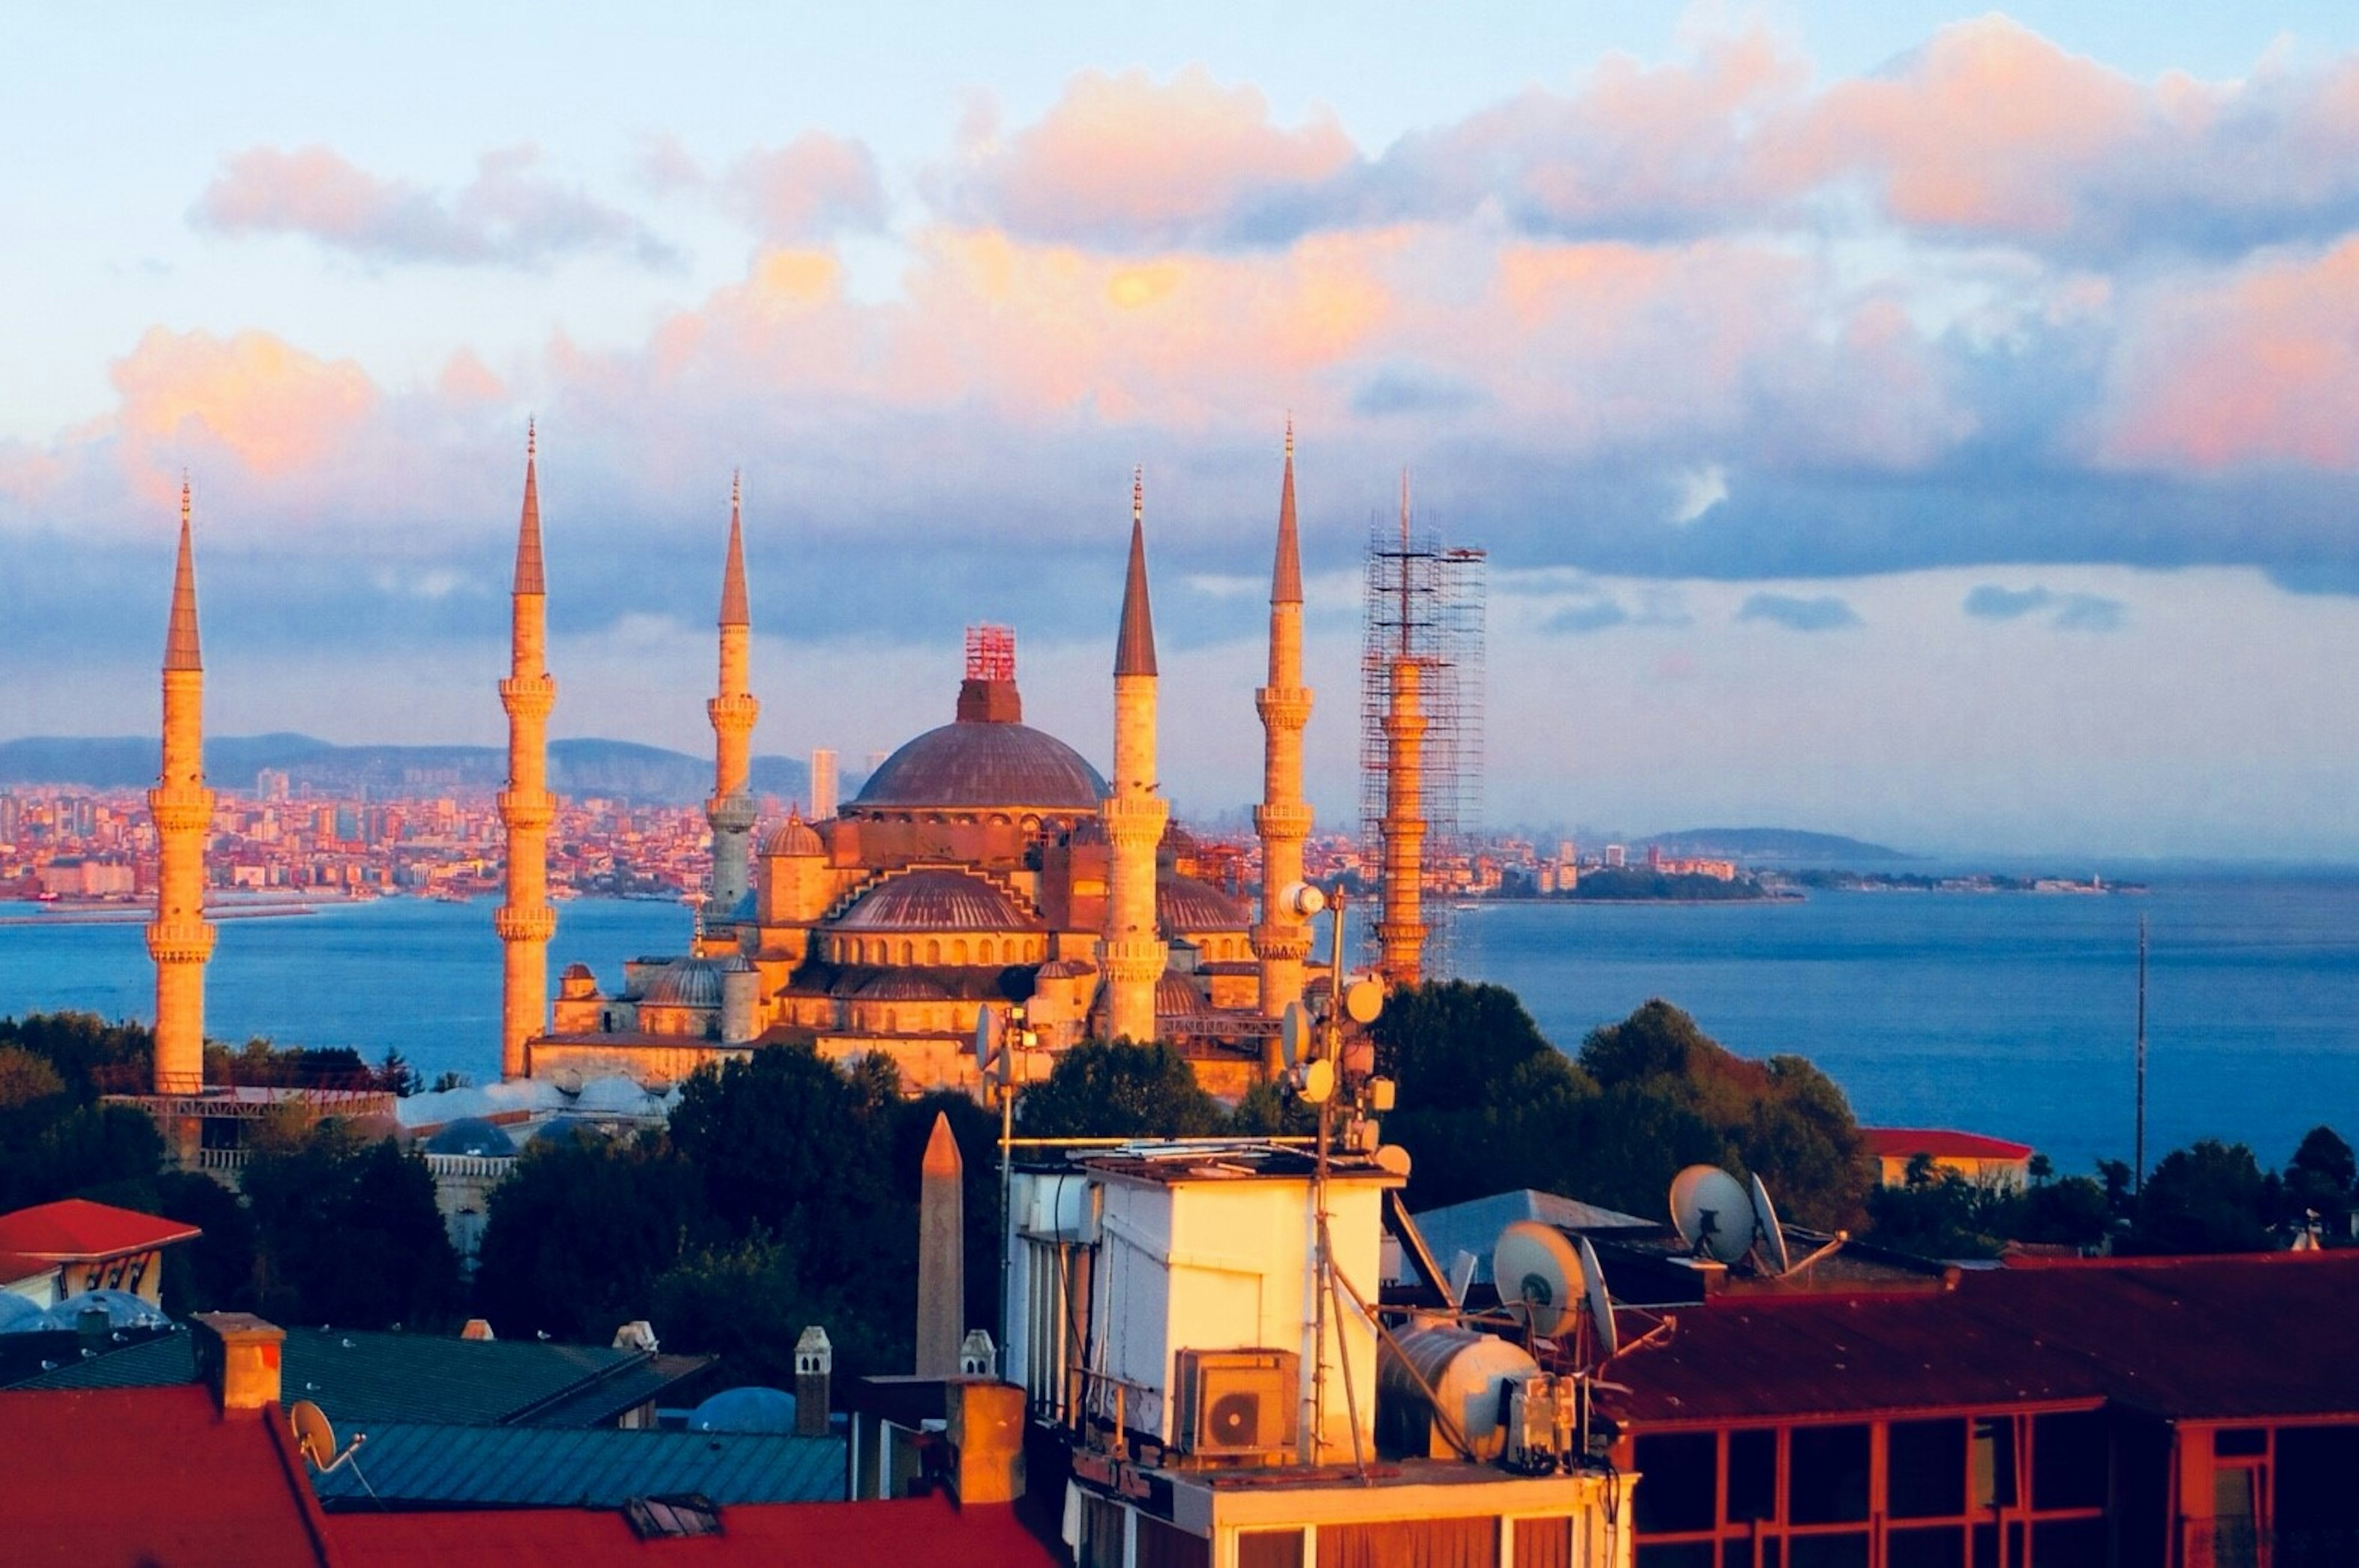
1577;1236;1619;1360
1279;1002;1308;1069
289;1400;337;1469
1283;882;1327;919
1492;1220;1583;1338
1343;978;1386;1025
1749;1172;1791;1276
1299;1058;1335;1104
1447;1250;1479;1303
550;1067;583;1096
1669;1164;1753;1266
1374;1143;1412;1177
973;1007;999;1077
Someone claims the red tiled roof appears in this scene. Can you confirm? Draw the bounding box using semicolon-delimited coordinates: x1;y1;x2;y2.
1606;1250;2359;1427
0;1384;330;1565
327;1492;1062;1566
0;1249;57;1284
0;1198;201;1260
1861;1126;2033;1161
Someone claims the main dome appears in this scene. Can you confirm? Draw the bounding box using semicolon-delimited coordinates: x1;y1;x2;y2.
851;720;1106;813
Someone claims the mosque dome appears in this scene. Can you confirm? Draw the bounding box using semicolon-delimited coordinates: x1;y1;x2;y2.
425;1117;518;1156
851;721;1106;813
761;814;824;857
1035;957;1097;980
643;956;725;1010
856;972;951;1002
689;1386;798;1433
1157;874;1251;932
834;869;1041;933
1156;974;1211;1017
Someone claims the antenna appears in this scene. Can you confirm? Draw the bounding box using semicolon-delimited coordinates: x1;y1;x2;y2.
1492;1220;1583;1338
288;1399;367;1475
1669;1165;1753;1266
1576;1235;1619;1361
1748;1173;1791;1276
1279;1000;1308;1071
1342;977;1386;1026
2135;914;2148;1197
973;1006;1000;1080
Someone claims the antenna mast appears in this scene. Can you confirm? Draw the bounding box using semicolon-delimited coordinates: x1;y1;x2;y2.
2135;915;2148;1196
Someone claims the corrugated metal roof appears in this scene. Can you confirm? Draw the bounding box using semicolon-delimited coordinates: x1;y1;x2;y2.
309;1422;844;1508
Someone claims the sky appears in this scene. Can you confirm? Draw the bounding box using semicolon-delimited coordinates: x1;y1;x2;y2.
6;2;2359;860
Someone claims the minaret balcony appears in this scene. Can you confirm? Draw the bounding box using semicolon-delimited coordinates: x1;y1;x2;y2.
496;904;557;942
1254;686;1313;727
144;920;217;963
1100;936;1168;979
499;675;556;717
146;788;217;833
498;789;554;830
1100;794;1168;840
1250;921;1313;962
707;794;758;833
1253;802;1313;839
708;693;760;731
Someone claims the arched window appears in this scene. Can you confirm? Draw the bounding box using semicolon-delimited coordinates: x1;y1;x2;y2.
952;939;969;965
883;1010;897;1033
901;940;914;965
979;938;995;965
927;938;941;965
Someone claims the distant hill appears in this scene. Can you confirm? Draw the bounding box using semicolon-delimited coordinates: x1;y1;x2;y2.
1640;827;1914;863
0;734;833;808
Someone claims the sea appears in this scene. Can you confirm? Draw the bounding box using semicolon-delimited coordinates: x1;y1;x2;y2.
3;871;2355;1179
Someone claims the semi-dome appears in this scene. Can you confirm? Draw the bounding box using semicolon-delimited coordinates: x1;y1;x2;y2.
851;720;1105;813
834;869;1041;933
856;972;951;1002
1156;974;1211;1017
1157;873;1250;932
643;956;724;1010
761;812;824;857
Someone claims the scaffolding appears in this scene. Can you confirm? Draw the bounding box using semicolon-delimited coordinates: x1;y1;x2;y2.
1359;480;1485;981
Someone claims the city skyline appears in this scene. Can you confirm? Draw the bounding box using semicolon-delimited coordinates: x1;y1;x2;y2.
9;6;2359;858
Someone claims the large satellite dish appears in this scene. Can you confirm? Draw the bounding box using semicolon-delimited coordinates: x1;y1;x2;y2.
1669;1164;1753;1266
1342;978;1386;1026
972;1007;999;1078
289;1399;337;1469
1299;1058;1335;1105
1492;1220;1584;1338
1279;1002;1309;1069
1749;1172;1791;1276
1576;1236;1619;1360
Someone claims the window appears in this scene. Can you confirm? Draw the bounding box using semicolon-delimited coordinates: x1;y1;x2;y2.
1726;1429;1777;1524
2031;1412;2107;1511
1788;1426;1870;1525
1884;1526;1964;1568
1970;1416;2016;1510
1635;1432;1718;1535
1888;1419;1966;1519
1238;1531;1305;1568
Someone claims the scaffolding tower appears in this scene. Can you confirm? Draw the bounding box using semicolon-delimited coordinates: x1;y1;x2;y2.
1360;481;1486;981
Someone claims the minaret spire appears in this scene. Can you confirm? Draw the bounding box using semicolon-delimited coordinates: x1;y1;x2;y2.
701;471;761;950
1377;467;1428;988
147;483;216;1096
1101;467;1168;1043
496;426;558;1079
1253;424;1315;1023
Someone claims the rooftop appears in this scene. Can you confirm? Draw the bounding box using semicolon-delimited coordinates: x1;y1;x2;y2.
1862;1126;2035;1161
0;1198;200;1261
308;1421;845;1510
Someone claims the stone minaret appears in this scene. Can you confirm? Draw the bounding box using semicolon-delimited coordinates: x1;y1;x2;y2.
496;426;557;1080
1100;470;1168;1044
698;473;759;952
147;482;215;1094
1376;472;1428;988
1253;424;1315;1018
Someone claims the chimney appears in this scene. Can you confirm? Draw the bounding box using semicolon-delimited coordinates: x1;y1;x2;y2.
794;1325;833;1438
190;1311;284;1414
947;1380;1027;1505
461;1318;496;1340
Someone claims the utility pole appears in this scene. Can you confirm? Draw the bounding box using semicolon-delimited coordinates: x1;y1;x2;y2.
2135;915;2148;1196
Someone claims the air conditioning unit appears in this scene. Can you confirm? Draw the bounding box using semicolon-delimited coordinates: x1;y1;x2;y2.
1173;1349;1299;1461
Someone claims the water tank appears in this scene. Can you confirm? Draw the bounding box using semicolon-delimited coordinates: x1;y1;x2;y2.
1375;1322;1538;1462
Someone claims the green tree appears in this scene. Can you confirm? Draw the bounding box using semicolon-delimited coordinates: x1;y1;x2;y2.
2126;1139;2272;1254
1015;1040;1225;1138
0;1045;66;1110
241;1121;461;1328
149;1169;259;1316
1372;981;1562;1111
2011;1176;2111;1249
474;1131;710;1343
2283;1125;2354;1235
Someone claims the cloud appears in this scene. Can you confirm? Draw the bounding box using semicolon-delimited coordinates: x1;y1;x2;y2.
938;66;1356;249
1543;600;1629;635
1738;592;1860;631
1963;583;2124;630
192;144;675;269
1668;463;1727;525
727;134;888;242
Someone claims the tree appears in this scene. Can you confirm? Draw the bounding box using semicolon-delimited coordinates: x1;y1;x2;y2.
1373;981;1563;1112
0;1045;65;1110
474;1131;710;1343
374;1048;422;1097
241;1121;461;1328
2283;1125;2355;1233
2126;1139;2272;1254
149;1169;259;1316
1015;1040;1226;1139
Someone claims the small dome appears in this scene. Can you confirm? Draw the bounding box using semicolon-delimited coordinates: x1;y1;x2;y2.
1156;974;1211;1017
1035;958;1097;980
858;972;951;1002
561;961;595;980
762;813;824;857
0;1293;50;1334
530;1115;614;1149
689;1386;798;1433
1159;873;1250;933
41;1289;168;1332
851;720;1106;813
834;870;1040;934
643;956;724;1010
718;953;754;974
425;1117;517;1156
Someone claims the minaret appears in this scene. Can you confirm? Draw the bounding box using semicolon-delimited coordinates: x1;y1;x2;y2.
1253;423;1315;1017
698;473;759;952
147;481;215;1094
496;425;557;1080
1375;470;1428;988
1100;470;1168;1044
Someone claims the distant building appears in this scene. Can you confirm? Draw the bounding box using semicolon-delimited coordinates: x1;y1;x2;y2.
1863;1126;2036;1190
809;747;839;820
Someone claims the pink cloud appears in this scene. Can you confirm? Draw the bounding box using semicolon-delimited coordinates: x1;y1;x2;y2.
2102;237;2359;470
942;66;1357;247
112;327;378;491
728;133;887;241
192;144;674;268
